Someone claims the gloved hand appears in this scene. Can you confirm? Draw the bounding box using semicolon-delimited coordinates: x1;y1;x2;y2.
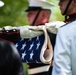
45;21;65;34
18;26;44;38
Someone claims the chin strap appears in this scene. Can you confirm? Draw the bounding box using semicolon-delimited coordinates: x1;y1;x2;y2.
63;0;72;15
31;9;42;25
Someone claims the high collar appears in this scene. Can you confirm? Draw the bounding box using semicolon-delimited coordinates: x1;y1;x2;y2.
64;14;76;23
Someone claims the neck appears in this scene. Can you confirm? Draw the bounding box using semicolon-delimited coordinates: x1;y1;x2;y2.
64;13;76;23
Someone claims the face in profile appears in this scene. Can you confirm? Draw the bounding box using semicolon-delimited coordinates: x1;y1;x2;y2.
58;0;70;15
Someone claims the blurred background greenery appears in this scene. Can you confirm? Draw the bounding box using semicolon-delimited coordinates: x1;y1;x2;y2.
0;0;29;27
49;0;65;21
0;0;65;75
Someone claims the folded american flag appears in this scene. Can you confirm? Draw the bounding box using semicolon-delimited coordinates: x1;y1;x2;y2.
15;27;53;64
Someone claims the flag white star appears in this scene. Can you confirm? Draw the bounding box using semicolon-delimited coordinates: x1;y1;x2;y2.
36;41;40;50
28;38;32;41
20;44;26;50
15;44;18;47
21;51;26;60
20;38;24;41
30;51;34;60
29;42;34;50
36;36;39;41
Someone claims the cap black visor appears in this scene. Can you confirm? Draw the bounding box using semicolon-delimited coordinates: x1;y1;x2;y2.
25;7;42;12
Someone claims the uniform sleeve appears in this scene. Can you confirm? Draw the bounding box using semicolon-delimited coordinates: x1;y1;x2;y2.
0;27;20;44
52;28;72;75
2;26;43;39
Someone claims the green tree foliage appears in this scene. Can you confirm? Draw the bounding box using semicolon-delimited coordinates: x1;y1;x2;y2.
0;0;29;27
48;0;65;21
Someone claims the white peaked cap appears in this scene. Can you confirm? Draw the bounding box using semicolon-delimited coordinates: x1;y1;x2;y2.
28;0;54;9
0;1;4;7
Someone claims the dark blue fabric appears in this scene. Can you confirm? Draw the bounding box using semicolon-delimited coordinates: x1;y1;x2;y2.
16;34;45;63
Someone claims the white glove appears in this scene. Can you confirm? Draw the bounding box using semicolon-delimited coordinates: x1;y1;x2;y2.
18;26;44;38
45;21;65;34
